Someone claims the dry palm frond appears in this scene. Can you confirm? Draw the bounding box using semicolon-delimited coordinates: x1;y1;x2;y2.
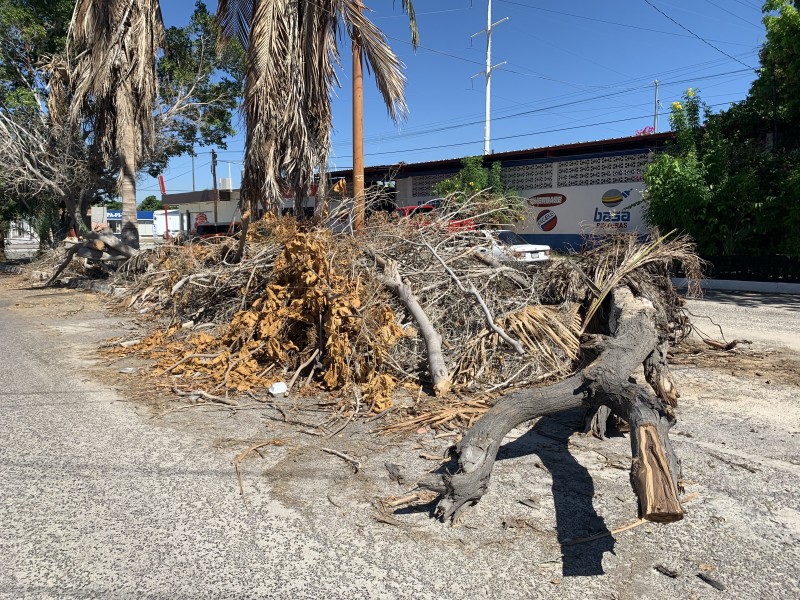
217;0;413;218
67;0;165;162
578;232;703;333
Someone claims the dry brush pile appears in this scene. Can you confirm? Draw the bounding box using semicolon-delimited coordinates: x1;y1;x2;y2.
110;212;699;413
105;208;701;524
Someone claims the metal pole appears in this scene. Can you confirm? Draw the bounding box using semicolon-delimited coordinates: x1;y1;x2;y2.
211;148;219;224
472;2;506;155
484;0;492;155
653;80;659;133
191;151;196;191
353;25;365;234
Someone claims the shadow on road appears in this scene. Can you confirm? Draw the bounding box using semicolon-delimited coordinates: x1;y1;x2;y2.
498;409;615;577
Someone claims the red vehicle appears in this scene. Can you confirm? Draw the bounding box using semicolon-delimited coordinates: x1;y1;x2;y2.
394;204;475;231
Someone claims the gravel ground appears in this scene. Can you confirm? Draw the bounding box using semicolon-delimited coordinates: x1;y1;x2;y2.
1;275;798;599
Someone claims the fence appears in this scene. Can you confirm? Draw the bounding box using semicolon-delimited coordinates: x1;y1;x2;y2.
677;255;800;283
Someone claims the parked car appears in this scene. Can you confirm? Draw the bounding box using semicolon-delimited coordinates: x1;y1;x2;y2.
479;229;551;263
192;222;241;241
395;204;476;232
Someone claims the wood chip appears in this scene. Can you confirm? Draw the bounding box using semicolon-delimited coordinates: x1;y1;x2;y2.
697;573;725;591
654;564;679;578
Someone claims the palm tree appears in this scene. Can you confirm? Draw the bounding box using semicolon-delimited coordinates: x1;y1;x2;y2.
217;0;417;224
66;0;165;250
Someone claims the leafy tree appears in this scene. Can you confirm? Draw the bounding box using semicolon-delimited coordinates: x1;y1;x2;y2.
0;0;72;108
148;1;244;176
433;156;523;226
643;0;800;258
138;195;162;211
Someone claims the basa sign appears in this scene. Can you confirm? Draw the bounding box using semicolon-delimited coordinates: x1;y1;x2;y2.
515;183;646;249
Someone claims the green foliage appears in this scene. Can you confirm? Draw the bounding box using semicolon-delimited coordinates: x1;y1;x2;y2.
138;195;162;211
643;0;800;258
0;0;72;107
148;1;244;176
433;156;523;225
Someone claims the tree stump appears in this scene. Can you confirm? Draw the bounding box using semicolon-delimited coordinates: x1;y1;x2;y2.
420;285;684;525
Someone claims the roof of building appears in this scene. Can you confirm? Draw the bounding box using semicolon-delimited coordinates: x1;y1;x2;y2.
328;132;673;179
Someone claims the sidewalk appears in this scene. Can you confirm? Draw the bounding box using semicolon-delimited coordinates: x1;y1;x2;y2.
673;277;800;294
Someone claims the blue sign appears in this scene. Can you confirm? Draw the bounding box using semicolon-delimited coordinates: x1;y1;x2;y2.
106;211;154;221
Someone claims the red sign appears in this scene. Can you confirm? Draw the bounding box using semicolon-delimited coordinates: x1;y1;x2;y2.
527;193;566;208
158;175;166;195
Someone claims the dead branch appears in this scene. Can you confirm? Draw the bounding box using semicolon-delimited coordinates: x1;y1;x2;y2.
369;249;452;396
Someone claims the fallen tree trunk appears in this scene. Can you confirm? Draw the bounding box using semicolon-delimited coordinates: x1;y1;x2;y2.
45;228;138;287
419;285;684;525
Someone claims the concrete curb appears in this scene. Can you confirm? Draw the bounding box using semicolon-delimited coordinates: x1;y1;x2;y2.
673;277;800;294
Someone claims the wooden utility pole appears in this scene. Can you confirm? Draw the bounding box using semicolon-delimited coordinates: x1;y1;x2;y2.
352;27;365;233
211;148;219;224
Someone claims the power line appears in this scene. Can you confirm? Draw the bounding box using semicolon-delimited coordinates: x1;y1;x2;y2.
331;68;752;147
330;100;740;162
642;0;756;70
497;0;757;47
702;0;762;29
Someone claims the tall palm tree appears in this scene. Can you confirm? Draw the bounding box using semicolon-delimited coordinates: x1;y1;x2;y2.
67;0;165;249
217;0;417;223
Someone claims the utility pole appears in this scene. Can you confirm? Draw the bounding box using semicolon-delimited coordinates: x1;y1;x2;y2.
653;80;660;132
211;148;219;224
352;25;365;234
191;152;196;191
472;0;507;155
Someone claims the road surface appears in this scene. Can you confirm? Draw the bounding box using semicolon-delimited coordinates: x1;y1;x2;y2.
1;277;799;599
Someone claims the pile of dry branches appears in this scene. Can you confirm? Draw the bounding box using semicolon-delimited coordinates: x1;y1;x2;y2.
107;201;700;426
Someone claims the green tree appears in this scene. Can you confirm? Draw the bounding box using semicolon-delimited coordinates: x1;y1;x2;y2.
147;1;244;176
138;195;162;211
643;0;800;258
433;156;523;226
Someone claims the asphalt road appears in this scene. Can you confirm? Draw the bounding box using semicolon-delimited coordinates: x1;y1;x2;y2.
0;285;417;599
2;279;799;599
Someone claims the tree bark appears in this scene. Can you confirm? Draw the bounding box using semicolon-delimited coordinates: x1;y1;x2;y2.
117;80;140;250
644;340;680;407
420;286;684;525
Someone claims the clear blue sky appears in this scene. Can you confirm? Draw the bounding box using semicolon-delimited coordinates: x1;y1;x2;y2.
142;0;766;201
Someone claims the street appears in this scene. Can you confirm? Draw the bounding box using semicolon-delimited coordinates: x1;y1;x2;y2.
1;276;799;599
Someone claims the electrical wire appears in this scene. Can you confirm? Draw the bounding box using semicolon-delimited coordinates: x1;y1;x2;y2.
702;0;763;29
642;0;756;70
497;0;757;47
329;100;740;163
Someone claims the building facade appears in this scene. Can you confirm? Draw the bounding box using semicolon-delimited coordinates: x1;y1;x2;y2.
161;132;671;249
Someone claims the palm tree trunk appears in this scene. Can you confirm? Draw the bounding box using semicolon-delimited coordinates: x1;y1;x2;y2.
117;80;140;250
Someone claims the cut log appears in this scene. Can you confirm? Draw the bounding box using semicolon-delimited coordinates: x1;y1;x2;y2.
421;285;684;525
633;424;684;521
76;247;127;261
86;231;137;258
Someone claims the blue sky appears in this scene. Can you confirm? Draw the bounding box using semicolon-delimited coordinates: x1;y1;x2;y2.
144;0;766;201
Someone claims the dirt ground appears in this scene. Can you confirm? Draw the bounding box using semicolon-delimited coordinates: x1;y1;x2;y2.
3;272;800;599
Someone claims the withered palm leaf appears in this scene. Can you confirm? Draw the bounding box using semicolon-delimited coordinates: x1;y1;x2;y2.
67;0;165;248
217;0;416;215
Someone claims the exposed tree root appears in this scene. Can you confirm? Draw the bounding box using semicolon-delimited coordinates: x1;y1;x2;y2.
419;286;684;525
